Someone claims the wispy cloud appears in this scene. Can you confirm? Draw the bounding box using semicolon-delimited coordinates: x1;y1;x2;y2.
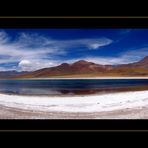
0;32;65;71
1;30;147;71
0;31;113;71
0;31;9;44
84;38;112;49
66;47;148;65
15;33;113;50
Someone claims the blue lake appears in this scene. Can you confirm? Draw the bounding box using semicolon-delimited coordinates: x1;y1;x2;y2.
0;79;148;96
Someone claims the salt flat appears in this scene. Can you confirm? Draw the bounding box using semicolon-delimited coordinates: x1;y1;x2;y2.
0;90;148;119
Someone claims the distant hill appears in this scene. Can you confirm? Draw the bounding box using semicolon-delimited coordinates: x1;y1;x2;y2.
0;71;28;79
108;56;148;76
10;56;148;78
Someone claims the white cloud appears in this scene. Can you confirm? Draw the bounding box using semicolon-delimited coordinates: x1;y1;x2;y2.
86;38;113;49
15;33;113;50
0;31;114;71
0;31;9;44
19;60;31;67
18;59;60;71
1;30;148;71
83;57;131;65
51;38;113;50
0;32;67;70
89;43;101;49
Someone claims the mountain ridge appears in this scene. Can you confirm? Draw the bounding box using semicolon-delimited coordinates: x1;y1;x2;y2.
10;56;148;78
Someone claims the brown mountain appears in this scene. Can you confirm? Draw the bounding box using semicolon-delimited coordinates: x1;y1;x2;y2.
108;56;148;76
14;60;113;78
131;56;148;67
13;56;148;78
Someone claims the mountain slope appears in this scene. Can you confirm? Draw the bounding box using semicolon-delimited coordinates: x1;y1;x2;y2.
14;60;113;78
12;56;148;78
109;56;148;76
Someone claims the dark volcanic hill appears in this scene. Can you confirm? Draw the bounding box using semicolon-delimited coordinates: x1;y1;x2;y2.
9;56;148;78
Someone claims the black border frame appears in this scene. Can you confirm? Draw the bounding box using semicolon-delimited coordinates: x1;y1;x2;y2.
1;16;148;28
0;16;148;132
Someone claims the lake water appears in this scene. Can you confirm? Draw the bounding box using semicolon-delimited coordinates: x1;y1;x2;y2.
0;79;148;96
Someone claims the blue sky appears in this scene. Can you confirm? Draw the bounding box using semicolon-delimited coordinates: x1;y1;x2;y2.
0;29;148;71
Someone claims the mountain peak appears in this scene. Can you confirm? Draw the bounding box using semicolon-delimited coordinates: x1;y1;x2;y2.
60;63;69;67
72;60;92;65
12;56;148;78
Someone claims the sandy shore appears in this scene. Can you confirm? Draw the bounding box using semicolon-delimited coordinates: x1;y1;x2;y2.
0;90;148;119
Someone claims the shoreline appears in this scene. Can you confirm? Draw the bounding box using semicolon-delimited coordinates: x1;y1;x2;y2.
6;76;148;80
